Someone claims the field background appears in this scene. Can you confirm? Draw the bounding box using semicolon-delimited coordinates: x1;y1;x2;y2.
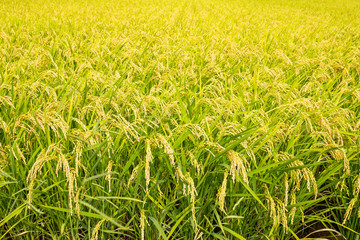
1;0;360;239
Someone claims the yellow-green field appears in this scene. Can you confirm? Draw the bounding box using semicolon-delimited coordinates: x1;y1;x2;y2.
1;0;360;239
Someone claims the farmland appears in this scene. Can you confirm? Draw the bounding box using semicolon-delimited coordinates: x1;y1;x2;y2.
1;0;360;239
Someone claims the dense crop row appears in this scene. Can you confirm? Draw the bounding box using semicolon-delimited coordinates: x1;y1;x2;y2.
1;0;360;239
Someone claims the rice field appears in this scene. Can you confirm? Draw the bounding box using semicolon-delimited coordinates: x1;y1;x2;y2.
1;0;360;239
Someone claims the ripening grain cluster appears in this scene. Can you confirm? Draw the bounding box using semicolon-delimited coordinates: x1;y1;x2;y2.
0;0;360;239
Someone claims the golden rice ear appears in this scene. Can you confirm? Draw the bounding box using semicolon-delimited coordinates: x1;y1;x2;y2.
353;173;360;197
263;185;277;226
0;117;9;135
185;172;198;232
140;209;146;240
203;141;225;152
343;197;358;224
226;150;249;184
157;185;164;199
176;167;198;231
275;198;288;233
156;134;175;166
11;143;26;165
194;229;204;240
284;173;289;207
0;143;7;166
289;190;297;225
56;151;75;215
68;170;75;215
27;144;76;210
280;152;318;196
74;142;85;176
241;140;256;164
218;169;229;212
144;139;153;192
128;164;140;187
302;166;318;197
184;123;209;141
188;151;202;176
323;136;350;175
105;160;114;193
75;187;84;219
176;166;186;183
27;148;49;207
0;96;13;107
185;172;198;205
91;219;107;240
353;89;360;103
111;114;141;142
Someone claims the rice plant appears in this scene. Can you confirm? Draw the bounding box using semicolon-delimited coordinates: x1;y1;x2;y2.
0;0;360;239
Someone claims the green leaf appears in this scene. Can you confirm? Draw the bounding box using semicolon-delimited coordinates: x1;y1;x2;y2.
149;216;168;240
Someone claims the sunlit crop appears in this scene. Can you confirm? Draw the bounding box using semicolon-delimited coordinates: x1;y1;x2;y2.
1;0;360;239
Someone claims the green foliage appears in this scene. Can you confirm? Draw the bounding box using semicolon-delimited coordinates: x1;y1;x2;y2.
0;0;360;239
